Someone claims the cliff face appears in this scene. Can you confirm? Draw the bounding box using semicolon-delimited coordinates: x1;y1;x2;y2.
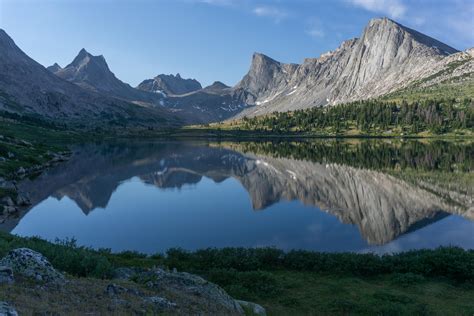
8;142;471;245
233;18;469;117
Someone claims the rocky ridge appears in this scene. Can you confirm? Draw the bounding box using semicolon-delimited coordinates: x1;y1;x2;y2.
0;29;179;127
54;49;163;106
233;18;471;118
137;73;202;96
3;17;470;124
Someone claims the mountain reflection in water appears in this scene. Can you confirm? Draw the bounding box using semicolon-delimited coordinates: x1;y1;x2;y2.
5;140;473;253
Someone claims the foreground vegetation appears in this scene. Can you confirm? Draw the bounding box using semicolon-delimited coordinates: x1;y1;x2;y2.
0;232;472;315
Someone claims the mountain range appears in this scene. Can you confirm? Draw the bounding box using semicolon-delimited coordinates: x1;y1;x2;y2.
1;17;472;126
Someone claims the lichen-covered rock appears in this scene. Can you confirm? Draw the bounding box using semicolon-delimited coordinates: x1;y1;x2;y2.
0;197;14;207
15;193;30;206
113;267;145;280
236;300;267;315
0;248;65;284
0;301;18;316
3;206;17;214
0;266;14;284
135;268;244;315
145;296;177;309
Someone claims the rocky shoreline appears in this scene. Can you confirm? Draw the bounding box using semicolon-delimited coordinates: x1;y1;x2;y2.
0;150;70;223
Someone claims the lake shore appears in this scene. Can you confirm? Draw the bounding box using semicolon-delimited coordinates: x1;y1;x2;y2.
0;232;472;315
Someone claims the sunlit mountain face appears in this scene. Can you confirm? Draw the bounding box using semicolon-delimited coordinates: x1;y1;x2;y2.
5;140;473;254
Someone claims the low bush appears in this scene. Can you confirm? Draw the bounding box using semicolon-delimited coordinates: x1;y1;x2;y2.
0;233;114;278
0;232;472;283
164;247;474;283
205;268;281;300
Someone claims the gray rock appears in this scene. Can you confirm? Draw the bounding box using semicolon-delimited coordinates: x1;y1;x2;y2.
137;268;244;314
145;296;177;309
0;157;5;162
1;197;14;206
16;167;25;175
236;300;266;315
0;248;65;284
0;301;17;316
113;267;144;280
15;193;30;206
0;266;14;284
4;206;17;214
0;180;15;190
6;152;14;159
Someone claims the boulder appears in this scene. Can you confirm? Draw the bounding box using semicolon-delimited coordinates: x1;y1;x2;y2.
4;206;17;214
0;197;14;207
136;268;244;314
0;180;15;190
0;301;17;316
15;193;30;206
0;248;65;284
113;267;144;280
236;300;267;315
145;296;177;309
0;266;14;284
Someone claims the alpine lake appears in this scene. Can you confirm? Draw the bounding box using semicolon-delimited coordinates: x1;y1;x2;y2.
4;138;473;255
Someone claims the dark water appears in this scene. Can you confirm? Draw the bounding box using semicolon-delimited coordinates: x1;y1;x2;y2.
5;139;474;254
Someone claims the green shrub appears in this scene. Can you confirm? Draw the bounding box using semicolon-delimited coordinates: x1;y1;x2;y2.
206;269;281;300
0;233;114;279
391;273;425;286
163;247;474;283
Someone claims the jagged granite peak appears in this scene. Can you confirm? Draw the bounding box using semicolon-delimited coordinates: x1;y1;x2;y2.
53;48;165;106
56;48;121;91
137;73;202;95
46;63;62;73
0;29;177;127
233;17;463;118
235;52;298;103
365;17;457;56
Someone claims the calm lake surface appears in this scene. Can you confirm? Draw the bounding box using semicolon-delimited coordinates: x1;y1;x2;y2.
4;139;474;254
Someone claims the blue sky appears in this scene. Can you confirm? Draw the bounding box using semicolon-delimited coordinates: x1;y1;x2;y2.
1;0;473;87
